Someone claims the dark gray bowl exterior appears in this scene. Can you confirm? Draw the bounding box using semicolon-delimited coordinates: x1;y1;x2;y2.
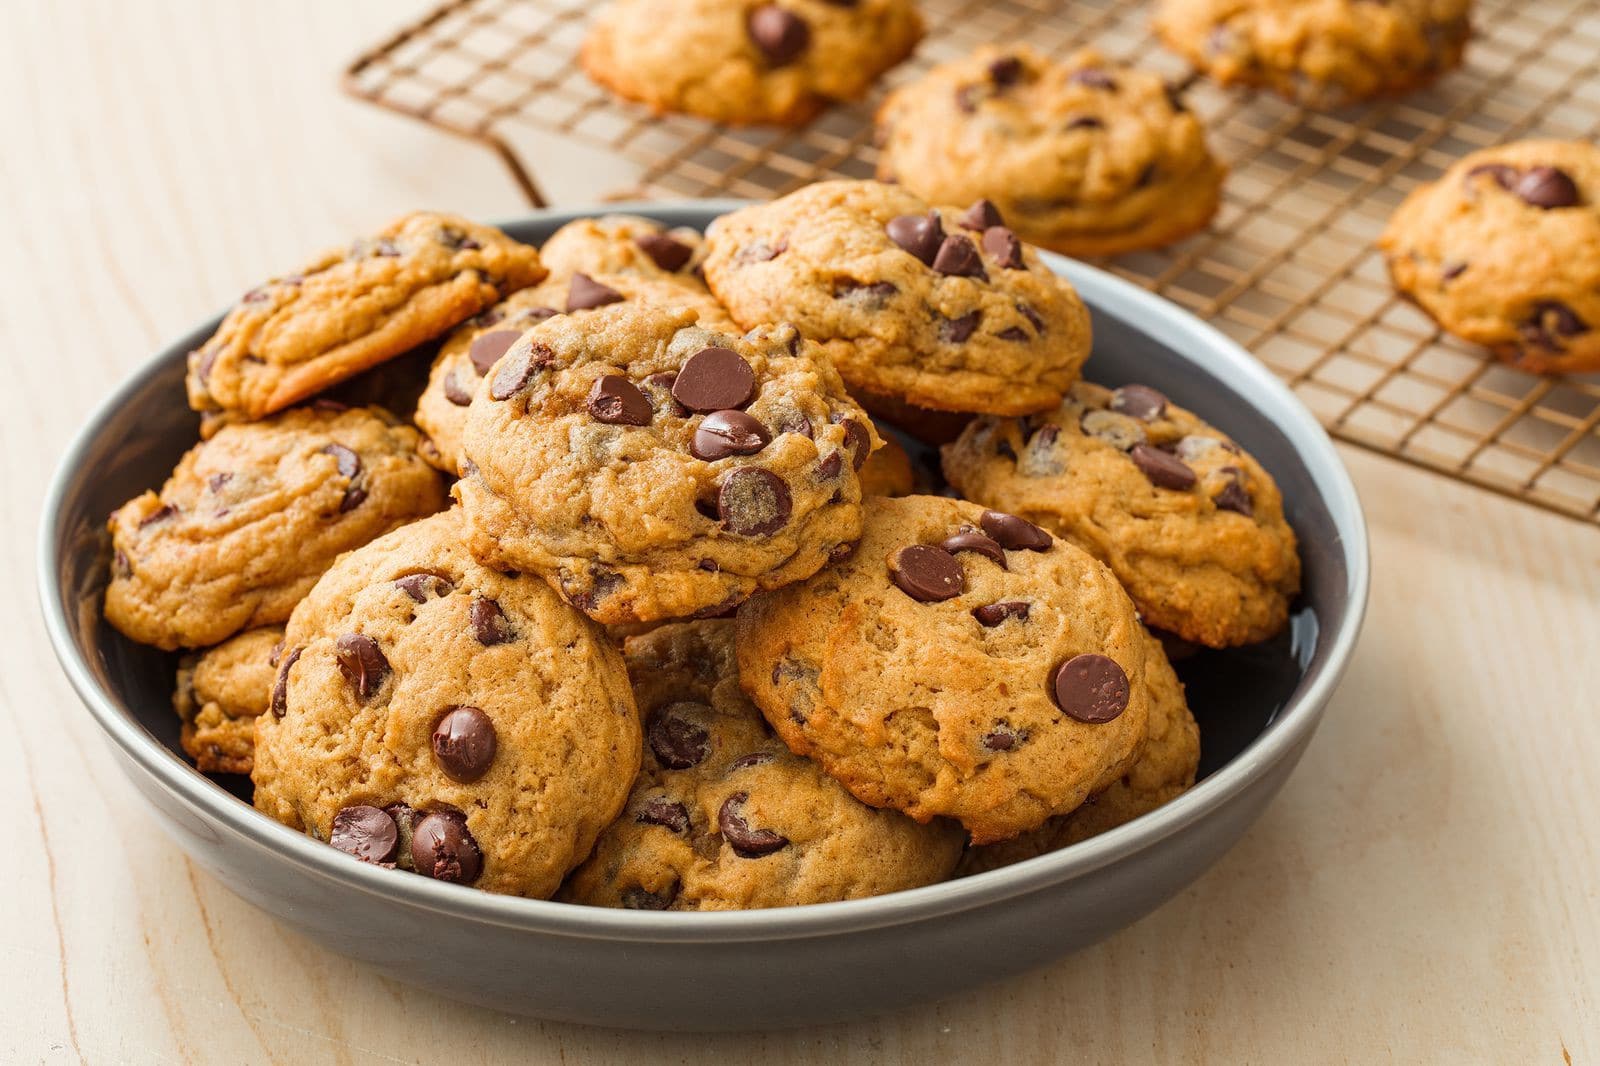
40;203;1369;1031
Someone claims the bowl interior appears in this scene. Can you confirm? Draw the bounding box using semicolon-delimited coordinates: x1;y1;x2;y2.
42;204;1359;908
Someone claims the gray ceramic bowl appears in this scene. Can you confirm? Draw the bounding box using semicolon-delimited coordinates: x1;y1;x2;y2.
39;203;1368;1032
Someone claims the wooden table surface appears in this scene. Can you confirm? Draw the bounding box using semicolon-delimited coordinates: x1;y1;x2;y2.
4;3;1596;1062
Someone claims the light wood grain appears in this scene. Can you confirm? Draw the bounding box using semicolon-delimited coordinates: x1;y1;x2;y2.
3;3;1597;1062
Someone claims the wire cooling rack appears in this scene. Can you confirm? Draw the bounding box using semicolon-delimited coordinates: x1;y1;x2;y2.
345;0;1600;525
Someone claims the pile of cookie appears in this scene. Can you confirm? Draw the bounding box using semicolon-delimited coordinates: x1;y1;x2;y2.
106;182;1303;908
578;1;1599;375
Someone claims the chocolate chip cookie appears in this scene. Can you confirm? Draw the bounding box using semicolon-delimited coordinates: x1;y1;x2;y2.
581;0;924;126
1380;139;1600;375
702;180;1093;416
105;404;448;650
538;214;710;281
173;625;285;775
252;509;641;898
561;620;964;910
186;212;544;432
735;494;1151;844
941;381;1301;648
415;272;734;474
957;628;1198;874
876;47;1225;257
858;433;916;497
456;303;878;623
1153;0;1470;106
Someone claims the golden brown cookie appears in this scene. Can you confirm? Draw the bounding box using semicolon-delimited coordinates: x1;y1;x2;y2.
735;494;1151;844
876;47;1225;257
702;180;1093;416
581;0;924;126
455;303;878;624
173;625;285;775
538;214;710;280
941;381;1301;648
1380;139;1600;375
105;404;448;650
956;629;1198;874
186;212;544;431
414;272;733;474
1153;0;1470;106
252;509;641;898
561;620;964;910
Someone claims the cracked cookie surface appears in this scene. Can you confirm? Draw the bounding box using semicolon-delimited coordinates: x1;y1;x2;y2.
173;625;285;775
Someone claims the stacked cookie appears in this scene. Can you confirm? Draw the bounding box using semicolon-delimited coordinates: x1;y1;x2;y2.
106;187;1304;907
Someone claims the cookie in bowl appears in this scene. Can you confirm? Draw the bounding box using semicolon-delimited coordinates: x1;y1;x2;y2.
702;180;1092;416
1380;139;1600;375
876;47;1225;257
173;625;286;775
957;627;1199;874
415;270;733;474
581;0;924;126
537;214;710;281
455;303;879;623
942;381;1301;648
736;494;1151;844
186;212;545;433
561;620;964;910
104;404;448;650
252;509;641;898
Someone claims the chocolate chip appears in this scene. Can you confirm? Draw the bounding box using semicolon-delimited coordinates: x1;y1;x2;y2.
1214;468;1254;516
635;232;693;272
980;722;1027;752
468;330;522;376
973;601;1030;626
728;752;776;771
692;410;771;460
587;374;654;426
335;633;389;699
206;472;231;494
1440;260;1468;281
567;272;626;312
1052;653;1130;723
443;369;474;405
138;504;177;528
439;226;481;251
1513;166;1579;209
469;597;513;645
940;530;1007;567
431;706;497;782
1520;300;1589;350
622;885;678;910
1065;115;1105;131
889;545;964;602
833;279;898;306
320;445;361;498
270;646;301;717
1465;163;1517;190
636;797;690;833
395;571;453;602
736;238;787;264
958;199;1004;231
471;308;504;329
987;55;1023;87
829;540;858;563
780;413;813;438
1130;444;1197;490
489;344;542;400
673;346;756;412
330;805;398;865
1164;82;1188;112
817;451;843;480
1110;384;1168;421
747;4;809;65
979;510;1052;550
718;791;789;857
717;468;792;535
111;549;132;578
831;413;870;470
411;810;482;884
1069;68;1117;90
955;85;984;113
931;234;988;280
648;706;712;769
339;487;367;514
886;212;945;266
938;310;980;342
997;326;1029;342
981;226;1024;269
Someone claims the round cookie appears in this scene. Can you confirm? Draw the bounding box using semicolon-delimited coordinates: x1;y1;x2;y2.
957;629;1199;875
858;433;916;497
105;404;448;650
1379;139;1600;375
538;214;710;280
561;620;965;910
581;0;924;126
173;625;285;775
941;381;1301;648
415;272;734;474
1153;0;1470;106
455;303;879;624
735;494;1151;844
875;47;1225;257
702;180;1093;416
252;509;641;898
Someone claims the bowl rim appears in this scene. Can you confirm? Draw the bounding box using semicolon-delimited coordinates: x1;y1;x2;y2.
38;200;1369;944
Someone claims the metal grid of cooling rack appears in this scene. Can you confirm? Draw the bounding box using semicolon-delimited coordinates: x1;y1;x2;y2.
345;0;1600;525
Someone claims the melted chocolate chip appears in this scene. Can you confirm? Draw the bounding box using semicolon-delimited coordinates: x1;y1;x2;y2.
442;369;474;406
886;212;945;265
980;722;1028;752
728;752;776;771
747;4;809;65
987;55;1023;87
138;504;177;529
931;234;988;279
431;706;497;782
1520;300;1589;350
973;601;1029;626
635;232;693;271
271;646;301;717
1130;444;1197;490
1214;468;1254;516
958;199;1005;231
1513;166;1579;209
489;344;546;400
395;571;453;603
334;633;389;699
1110;384;1168;421
567;272;626;312
692;410;771;460
979;510;1052;550
1052;654;1130;723
636;797;690;833
817;451;843;479
648;706;712;769
940;530;1006;567
831;413;871;470
829;540;858;563
780;413;813;438
1064;115;1105;131
673;347;757;412
587;374;654;426
622;884;678;910
889;544;965;602
469;597;513;645
718;791;789;857
717;468;792;535
981;226;1024;269
330;805;399;864
736;238;787;264
468;330;522;376
411;810;482;884
938;310;980;343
